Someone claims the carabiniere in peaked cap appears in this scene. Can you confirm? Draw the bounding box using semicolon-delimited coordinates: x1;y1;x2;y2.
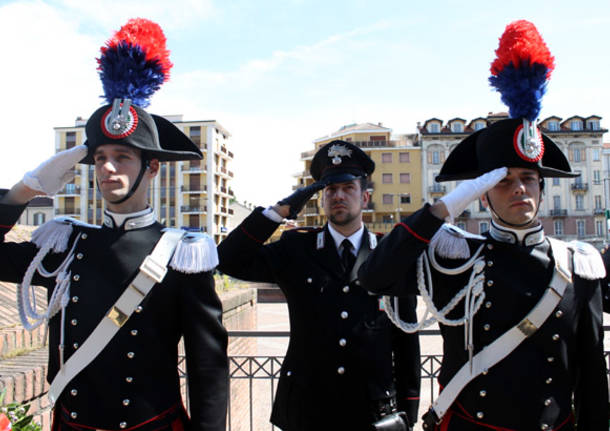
436;20;577;182
79;18;202;165
310;140;375;185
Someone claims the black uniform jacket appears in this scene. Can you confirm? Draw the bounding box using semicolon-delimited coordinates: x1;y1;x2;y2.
217;207;420;431
0;201;228;431
358;204;608;430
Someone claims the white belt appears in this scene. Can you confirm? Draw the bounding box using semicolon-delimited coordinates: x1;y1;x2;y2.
48;229;185;405
423;237;571;427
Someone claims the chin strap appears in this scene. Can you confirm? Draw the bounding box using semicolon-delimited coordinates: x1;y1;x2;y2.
100;158;149;205
485;190;541;228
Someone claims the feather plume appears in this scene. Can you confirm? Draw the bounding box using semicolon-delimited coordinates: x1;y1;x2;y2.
98;18;173;107
489;20;554;121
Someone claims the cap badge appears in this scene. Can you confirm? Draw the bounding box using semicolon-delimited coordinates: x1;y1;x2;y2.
513;120;544;163
328;144;352;165
101;99;138;139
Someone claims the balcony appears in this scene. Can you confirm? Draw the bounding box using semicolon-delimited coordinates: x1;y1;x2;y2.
57;185;81;195
570;182;588;192
180;205;207;213
221;206;228;214
228;151;234;158
181;164;206;172
304;202;319;216
228;189;235;197
228;208;234;215
428;185;446;195
55;208;81;215
549;209;567;217
220;186;228;194
181;185;207;193
363;202;375;212
594;208;605;215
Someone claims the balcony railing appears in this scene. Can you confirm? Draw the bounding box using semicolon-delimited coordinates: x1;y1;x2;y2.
181;185;207;192
181;165;206;172
57;185;81;195
428;185;446;194
594;208;605;215
55;208;81;215
571;182;589;192
549;209;567;217
180;205;207;213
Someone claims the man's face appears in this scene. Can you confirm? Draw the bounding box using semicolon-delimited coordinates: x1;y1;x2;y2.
93;144;149;204
481;167;541;227
322;179;369;226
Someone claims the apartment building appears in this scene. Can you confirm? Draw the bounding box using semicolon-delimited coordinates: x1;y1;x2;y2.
419;113;608;245
54;115;234;244
295;123;422;233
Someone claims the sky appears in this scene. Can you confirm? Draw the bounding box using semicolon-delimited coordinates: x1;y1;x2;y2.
0;0;608;206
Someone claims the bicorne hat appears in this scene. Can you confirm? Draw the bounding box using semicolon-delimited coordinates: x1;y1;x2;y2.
310;140;375;185
436;20;577;182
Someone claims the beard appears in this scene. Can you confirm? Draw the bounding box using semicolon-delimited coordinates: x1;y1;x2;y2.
329;208;359;226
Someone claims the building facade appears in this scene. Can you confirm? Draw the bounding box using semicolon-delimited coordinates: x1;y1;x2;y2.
419;113;608;245
296;123;422;233
54;115;234;244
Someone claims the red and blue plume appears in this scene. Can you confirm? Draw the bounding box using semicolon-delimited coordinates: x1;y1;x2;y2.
489;20;555;122
98;18;173;108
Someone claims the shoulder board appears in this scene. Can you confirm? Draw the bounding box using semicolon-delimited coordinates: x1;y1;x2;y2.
169;230;218;274
31;217;99;253
429;223;484;259
288;226;323;233
567;240;606;280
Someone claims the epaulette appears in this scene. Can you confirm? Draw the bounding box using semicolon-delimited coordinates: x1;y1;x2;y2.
429;223;485;259
31;216;99;253
567;240;606;280
169;231;218;274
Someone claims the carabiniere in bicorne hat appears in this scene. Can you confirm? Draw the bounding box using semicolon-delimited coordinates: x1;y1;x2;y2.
80;18;202;204
436;20;578;183
310;140;375;185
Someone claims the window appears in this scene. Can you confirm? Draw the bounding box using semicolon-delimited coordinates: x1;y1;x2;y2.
576;220;586;238
451;123;463;133
190;126;201;145
432;151;440;164
383;194;393;205
596;220;603;237
65;183;77;194
594;170;601;184
65;132;76;149
479;199;486;212
547;121;559;131
382;173;393;184
587;120;600;130
33;212;45;226
474;122;485;131
400;173;411;184
552;177;560;186
575;194;584;210
400;194;411;204
595;195;602;209
554;220;563;235
573;148;582;162
399;152;410;163
457;222;466;230
593;148;601;161
382;153;392;163
427;123;440;133
479;222;489;234
570;120;582;131
553;195;561;209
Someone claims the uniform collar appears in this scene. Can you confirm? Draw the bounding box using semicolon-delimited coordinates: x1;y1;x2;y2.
103;207;156;231
327;223;364;255
489;220;545;247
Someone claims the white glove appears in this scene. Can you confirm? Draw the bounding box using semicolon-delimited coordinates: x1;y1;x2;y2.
23;145;88;196
439;167;508;220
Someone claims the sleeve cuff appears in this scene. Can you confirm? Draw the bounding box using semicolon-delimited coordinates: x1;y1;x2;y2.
262;207;285;223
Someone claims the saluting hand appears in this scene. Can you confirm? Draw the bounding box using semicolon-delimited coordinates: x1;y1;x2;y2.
276;181;326;220
23;145;88;196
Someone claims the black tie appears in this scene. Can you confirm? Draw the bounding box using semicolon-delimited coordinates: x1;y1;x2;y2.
341;239;356;273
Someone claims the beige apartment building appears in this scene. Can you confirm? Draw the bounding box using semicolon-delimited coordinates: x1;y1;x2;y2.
54;115;234;244
295;123;422;233
419;113;608;245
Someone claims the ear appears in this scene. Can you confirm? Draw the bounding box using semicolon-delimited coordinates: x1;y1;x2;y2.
480;194;489;209
361;190;370;209
147;159;160;177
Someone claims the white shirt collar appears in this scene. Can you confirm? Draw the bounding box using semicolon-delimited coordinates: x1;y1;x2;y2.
327;223;364;255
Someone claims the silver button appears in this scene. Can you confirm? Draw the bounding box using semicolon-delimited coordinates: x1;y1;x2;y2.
73;343;79;349
479;390;487;397
355;280;361;286
135;306;143;313
125;377;133;383
71;319;78;326
123;399;130;406
127;352;135;359
120;422;127;429
286;371;292;376
544;398;552;406
81;233;87;239
71;296;79;303
485;301;492;309
546;377;552;384
552;334;560;341
70;412;78;419
482;368;488;375
487;261;493;267
76;253;83;260
487;244;493;250
306;278;312;283
340;311;348;319
343;286;350;293
70;389;78;396
337;366;345;375
476;412;484;419
339;338;347;347
541;424;549;430
555;310;563;318
72;274;80;281
486;280;494;287
483;324;490;331
131;329;138;336
547;357;555;363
